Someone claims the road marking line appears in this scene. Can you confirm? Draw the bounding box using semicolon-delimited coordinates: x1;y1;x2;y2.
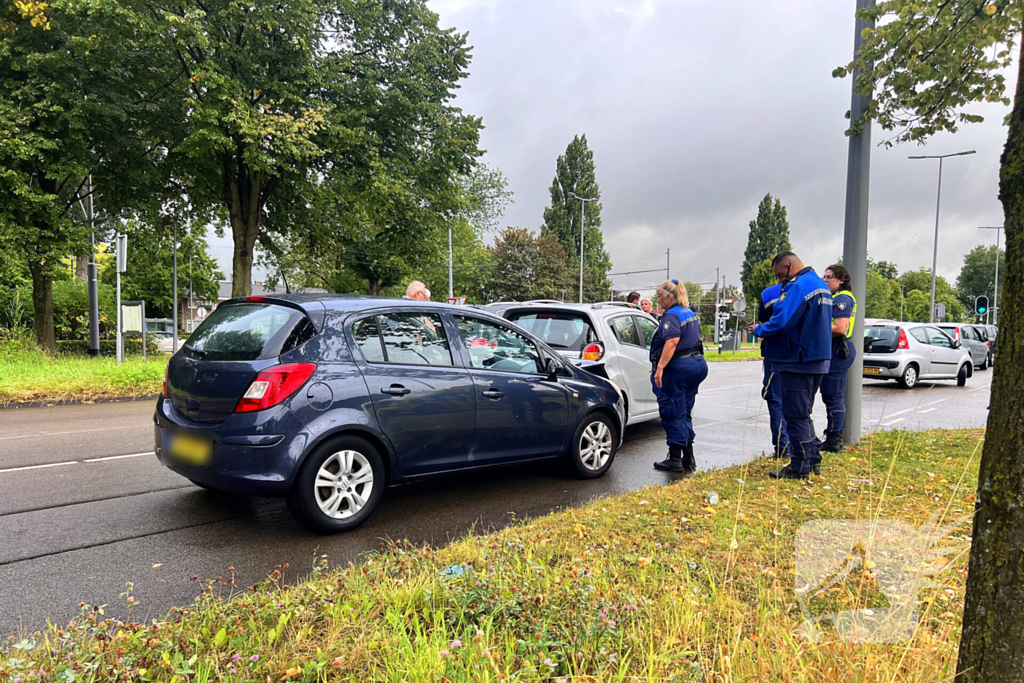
919;408;937;414
0;461;79;474
83;452;154;463
923;398;947;407
700;384;760;393
881;417;905;427
883;407;916;418
0;425;137;441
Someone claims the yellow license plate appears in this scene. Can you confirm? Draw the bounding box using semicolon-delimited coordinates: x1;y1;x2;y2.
863;367;881;374
169;433;212;465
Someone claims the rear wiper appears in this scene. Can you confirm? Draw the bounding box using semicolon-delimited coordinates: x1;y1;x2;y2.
183;345;207;358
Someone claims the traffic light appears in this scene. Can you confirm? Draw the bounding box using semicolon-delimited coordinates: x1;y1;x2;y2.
976;295;989;316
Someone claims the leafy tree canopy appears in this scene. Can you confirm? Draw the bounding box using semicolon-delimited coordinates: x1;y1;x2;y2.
740;194;791;305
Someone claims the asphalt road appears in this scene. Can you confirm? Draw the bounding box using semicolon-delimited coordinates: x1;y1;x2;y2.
0;361;992;635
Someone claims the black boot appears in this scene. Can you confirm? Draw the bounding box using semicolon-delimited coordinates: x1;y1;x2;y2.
654;444;685;472
681;444;697;473
769;465;809;480
821;432;844;453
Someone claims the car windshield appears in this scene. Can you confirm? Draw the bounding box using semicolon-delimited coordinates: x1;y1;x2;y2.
864;326;898;353
505;311;598;351
184;303;315;361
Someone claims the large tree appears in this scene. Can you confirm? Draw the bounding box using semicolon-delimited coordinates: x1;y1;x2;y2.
838;2;1024;678
957;243;1006;315
740;193;791;307
0;0;163;351
540;135;612;301
154;0;481;297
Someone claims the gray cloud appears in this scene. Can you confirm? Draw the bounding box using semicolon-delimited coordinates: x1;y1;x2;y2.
432;0;1010;297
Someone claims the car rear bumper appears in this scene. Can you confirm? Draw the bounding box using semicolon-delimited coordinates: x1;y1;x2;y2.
862;356;906;379
153;397;309;496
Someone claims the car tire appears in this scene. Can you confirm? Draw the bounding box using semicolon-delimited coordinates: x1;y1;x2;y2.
566;413;618;479
980;355;989;370
898;364;919;389
188;478;219;491
957;364;969;387
286;435;386;534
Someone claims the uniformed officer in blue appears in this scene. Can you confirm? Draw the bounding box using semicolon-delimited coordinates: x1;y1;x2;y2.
819;264;857;454
751;252;832;479
758;281;790;459
650;279;708;473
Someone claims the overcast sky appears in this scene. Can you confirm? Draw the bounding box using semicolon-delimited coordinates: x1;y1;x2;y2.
210;0;1011;298
426;0;1011;298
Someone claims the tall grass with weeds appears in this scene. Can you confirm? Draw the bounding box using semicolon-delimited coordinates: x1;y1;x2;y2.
0;429;980;682
0;333;167;405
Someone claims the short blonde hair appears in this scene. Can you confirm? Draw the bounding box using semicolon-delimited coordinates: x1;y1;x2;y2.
657;280;689;308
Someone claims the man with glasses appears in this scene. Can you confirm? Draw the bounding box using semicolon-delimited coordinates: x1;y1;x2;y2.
750;252;832;480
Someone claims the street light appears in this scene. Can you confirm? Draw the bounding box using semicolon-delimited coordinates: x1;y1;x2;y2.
978;226;1003;324
908;149;976;322
567;191;598;303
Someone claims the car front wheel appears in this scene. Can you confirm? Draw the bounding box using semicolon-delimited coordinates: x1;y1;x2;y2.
567;414;617;479
898;364;918;389
957;364;969;387
287;435;385;533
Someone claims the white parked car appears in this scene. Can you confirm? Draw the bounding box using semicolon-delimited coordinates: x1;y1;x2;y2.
483;301;663;425
862;320;974;388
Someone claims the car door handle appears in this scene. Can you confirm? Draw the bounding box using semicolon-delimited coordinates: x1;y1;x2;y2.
482;388;504;400
381;385;411;396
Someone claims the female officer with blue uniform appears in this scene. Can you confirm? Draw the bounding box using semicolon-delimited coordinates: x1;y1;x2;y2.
820;264;857;453
651;280;709;473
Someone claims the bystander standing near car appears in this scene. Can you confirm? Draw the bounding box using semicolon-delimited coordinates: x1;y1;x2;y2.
640;298;653;315
650;279;708;473
820;264;857;453
626;291;641;308
758;281;790;459
751;252;833;480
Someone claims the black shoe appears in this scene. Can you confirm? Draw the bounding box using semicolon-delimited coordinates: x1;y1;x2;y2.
769;465;809;480
682;444;696;473
654;445;684;472
812;463;821;476
821;432;844;453
770;444;791;460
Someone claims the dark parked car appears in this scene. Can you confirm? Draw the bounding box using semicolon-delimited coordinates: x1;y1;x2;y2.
155;295;625;532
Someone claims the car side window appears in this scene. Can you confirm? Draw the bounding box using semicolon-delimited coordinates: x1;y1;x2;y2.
352;317;385;362
927;327;953;348
910;327;930;345
635;316;659;350
352;313;452;366
964;327;979;341
611;316;642;347
453;315;543;374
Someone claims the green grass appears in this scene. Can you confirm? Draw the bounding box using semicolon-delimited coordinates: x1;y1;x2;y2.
1;429;982;682
0;338;167;405
705;348;761;362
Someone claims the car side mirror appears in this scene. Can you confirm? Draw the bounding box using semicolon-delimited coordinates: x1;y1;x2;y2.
953;340;962;349
544;357;560;380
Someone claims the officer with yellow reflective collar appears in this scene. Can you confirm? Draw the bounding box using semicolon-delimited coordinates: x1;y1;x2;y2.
820;264;857;454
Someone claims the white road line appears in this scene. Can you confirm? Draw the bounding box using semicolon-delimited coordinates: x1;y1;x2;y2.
919;408;937;414
882;407;916;418
83;452;154;463
0;425;137;442
700;384;760;393
923;398;948;407
881;417;906;427
0;461;79;474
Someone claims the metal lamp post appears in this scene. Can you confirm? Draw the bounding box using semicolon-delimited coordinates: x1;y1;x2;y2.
908;150;976;322
978;226;1003;324
567;191;598;303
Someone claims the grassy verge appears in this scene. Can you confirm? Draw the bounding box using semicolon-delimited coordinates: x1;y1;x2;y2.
0;340;167;405
705;348;761;362
1;429;980;682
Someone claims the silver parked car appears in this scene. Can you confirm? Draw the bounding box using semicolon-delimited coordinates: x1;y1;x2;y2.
937;323;990;370
862;321;973;389
484;301;663;425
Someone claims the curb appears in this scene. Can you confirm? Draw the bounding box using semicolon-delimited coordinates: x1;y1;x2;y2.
0;394;160;410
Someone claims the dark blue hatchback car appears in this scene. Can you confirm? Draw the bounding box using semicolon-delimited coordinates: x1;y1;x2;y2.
155;295;625;532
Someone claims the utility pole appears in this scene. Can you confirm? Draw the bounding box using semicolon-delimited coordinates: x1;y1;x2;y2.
714;266;721;344
448;227;454;300
567;192;598;303
189;256;194;333
84;176;100;356
979;226;1003;325
666;248;670;281
840;0;875;447
909;150;976;322
115;234;127;365
899;284;906;322
172;222;179;353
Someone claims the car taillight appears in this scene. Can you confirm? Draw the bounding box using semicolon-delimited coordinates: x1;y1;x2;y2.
897;329;910;350
162;364;169;397
245;296;265;303
235;363;317;413
582;343;604;361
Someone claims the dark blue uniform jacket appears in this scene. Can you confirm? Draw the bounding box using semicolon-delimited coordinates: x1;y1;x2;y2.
649;305;700;363
753;267;833;369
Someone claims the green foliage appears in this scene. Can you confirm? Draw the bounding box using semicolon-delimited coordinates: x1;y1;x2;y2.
867;257;899;281
838;1;1021;144
740;194;791;308
487;227;573;303
956;244;1006;312
743;259;776;322
540;135;611;301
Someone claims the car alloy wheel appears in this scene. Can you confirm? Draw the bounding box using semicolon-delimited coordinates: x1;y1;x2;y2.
579;420;613;471
314;450;374;519
900;365;918;389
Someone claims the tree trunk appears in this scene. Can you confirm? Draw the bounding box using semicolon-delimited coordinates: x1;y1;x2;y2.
224;155;264;298
75;252;89;282
26;257;56;354
955;42;1024;683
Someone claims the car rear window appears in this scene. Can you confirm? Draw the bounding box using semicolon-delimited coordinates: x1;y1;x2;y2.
505;311;598;352
864;326;898;353
184;303;316;361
